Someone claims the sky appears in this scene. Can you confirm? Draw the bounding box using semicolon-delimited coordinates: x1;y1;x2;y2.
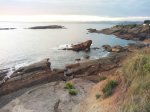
0;0;150;21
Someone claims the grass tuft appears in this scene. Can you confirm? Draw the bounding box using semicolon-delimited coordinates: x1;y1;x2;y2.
99;76;107;81
95;93;101;99
120;48;150;112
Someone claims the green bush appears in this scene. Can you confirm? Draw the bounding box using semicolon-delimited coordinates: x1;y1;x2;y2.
99;76;107;81
102;80;117;97
95;93;101;99
69;89;78;95
64;82;78;96
64;82;74;89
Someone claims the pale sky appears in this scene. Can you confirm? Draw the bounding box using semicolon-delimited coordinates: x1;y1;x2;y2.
0;0;150;21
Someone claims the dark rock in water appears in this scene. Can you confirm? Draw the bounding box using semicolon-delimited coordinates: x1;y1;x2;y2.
128;43;146;49
75;58;81;61
0;28;16;30
83;55;90;59
27;25;64;29
91;47;100;50
87;28;99;33
0;69;9;80
62;40;92;51
111;45;126;52
102;45;112;52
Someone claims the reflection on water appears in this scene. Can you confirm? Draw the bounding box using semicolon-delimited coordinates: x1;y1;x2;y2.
0;22;134;70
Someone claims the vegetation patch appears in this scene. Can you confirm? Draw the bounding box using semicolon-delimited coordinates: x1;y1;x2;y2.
102;80;117;97
64;82;78;96
64;82;74;89
120;48;150;112
95;93;101;99
99;76;107;81
69;89;78;95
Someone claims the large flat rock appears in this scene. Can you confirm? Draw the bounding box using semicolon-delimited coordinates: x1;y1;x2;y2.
0;79;94;112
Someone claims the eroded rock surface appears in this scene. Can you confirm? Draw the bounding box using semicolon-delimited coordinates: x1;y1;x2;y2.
0;79;94;112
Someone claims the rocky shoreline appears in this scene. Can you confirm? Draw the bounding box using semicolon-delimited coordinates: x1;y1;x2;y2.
87;24;150;42
0;41;149;96
0;23;150;112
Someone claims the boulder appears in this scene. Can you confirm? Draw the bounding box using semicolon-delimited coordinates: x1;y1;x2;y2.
102;45;112;52
83;55;90;59
12;58;51;77
62;40;92;51
112;45;125;52
103;45;127;52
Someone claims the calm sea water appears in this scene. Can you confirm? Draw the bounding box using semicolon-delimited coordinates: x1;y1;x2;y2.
0;22;134;72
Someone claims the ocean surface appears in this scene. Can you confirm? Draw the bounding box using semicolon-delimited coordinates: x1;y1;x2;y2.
0;22;134;73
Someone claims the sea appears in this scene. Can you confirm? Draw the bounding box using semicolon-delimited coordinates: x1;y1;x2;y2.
0;22;134;74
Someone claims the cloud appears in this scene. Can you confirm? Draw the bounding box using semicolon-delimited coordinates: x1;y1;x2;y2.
0;0;150;16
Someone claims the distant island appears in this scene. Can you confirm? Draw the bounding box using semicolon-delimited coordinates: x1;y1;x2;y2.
0;28;16;30
27;25;65;29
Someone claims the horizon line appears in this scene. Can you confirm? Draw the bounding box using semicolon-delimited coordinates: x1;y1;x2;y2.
0;15;150;22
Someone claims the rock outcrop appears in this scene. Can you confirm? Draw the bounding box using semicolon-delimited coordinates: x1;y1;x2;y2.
0;79;95;112
102;45;128;52
87;24;150;41
27;25;64;29
62;40;92;51
0;59;52;96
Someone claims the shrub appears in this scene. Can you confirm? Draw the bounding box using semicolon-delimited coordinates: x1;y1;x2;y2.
99;76;107;81
64;82;74;89
69;89;78;95
102;80;117;97
95;93;101;99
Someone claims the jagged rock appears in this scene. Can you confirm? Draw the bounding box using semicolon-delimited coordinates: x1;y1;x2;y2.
62;40;92;51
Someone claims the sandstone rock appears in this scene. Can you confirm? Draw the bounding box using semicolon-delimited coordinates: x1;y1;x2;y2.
62;40;92;51
12;58;51;77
